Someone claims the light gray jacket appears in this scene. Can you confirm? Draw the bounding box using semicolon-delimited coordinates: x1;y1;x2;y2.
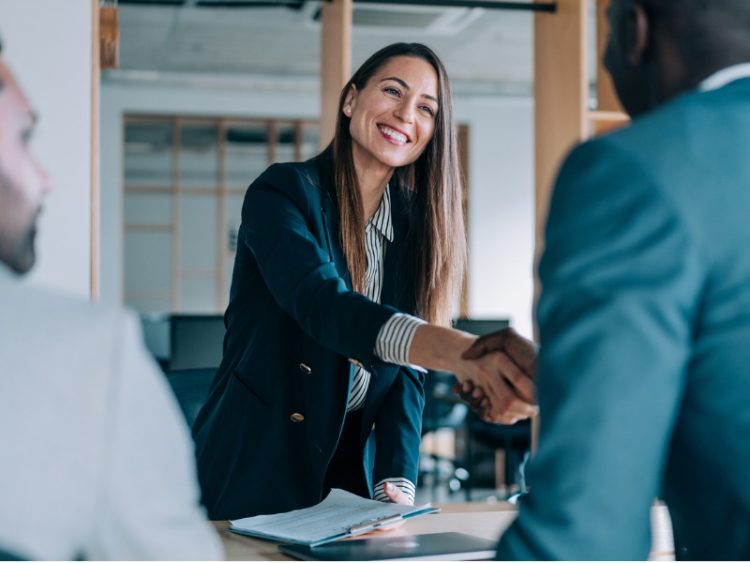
0;266;222;560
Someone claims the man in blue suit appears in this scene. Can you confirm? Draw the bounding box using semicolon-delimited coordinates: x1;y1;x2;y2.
464;0;750;558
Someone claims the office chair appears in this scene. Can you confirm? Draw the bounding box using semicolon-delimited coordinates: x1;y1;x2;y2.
168;315;225;370
163;367;217;428
140;314;226;371
466;415;531;497
419;370;470;501
0;546;26;560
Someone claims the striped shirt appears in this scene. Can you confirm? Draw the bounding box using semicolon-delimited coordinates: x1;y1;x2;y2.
346;185;426;505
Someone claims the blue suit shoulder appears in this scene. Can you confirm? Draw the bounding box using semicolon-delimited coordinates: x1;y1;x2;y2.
553;88;711;219
575;83;736;175
562;81;749;227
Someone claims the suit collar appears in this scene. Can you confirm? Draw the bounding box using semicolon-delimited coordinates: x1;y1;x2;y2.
380;184;415;312
314;146;337;204
315;147;396;245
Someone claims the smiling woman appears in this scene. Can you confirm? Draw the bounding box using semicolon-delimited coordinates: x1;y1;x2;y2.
333;44;463;325
192;42;538;521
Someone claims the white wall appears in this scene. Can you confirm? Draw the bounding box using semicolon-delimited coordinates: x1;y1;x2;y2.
458;97;535;338
0;0;94;298
101;78;535;337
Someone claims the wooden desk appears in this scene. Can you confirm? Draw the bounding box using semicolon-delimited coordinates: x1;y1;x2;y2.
215;502;518;561
215;501;675;560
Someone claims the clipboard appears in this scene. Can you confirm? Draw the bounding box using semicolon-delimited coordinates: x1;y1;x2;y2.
229;489;439;546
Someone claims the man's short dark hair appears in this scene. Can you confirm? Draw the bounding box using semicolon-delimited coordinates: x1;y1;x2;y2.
641;0;750;39
638;0;750;70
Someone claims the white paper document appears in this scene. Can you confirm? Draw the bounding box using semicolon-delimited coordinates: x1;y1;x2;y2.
229;488;438;546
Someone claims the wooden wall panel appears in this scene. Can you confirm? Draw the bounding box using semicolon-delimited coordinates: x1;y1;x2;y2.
91;0;101;300
533;0;587;299
319;0;352;150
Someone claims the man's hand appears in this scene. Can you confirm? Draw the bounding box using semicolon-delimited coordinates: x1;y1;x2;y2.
455;328;539;424
462;327;538;374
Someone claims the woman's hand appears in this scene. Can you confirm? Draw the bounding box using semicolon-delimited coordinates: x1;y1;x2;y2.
358;483;408;534
383;482;413;506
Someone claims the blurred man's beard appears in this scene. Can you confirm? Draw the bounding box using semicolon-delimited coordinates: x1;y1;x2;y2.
11;222;37;274
0;167;37;275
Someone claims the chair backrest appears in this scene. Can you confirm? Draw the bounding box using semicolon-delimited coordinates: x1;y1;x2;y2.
421;369;469;436
0;546;26;560
164;367;217;428
169;315;225;370
452;318;510;336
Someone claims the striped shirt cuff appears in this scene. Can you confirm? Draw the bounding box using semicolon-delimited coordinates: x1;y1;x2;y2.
373;477;416;505
375;313;427;372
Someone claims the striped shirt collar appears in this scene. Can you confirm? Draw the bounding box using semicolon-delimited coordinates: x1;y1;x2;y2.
366;184;394;242
699;63;750;92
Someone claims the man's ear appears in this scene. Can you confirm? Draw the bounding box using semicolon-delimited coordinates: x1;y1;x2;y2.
625;3;650;66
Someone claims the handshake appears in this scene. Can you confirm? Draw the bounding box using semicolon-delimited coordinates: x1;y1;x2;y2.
411;326;539;425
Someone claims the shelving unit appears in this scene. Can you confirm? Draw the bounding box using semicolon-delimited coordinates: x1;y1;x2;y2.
533;0;629;295
122;116;319;315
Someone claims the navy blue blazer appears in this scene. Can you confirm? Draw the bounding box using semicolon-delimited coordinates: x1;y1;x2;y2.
192;150;425;520
497;77;750;559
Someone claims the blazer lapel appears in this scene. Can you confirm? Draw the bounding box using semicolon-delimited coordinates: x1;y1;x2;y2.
379;184;415;312
316;150;353;291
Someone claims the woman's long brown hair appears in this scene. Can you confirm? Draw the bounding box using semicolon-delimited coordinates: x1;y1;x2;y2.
330;43;466;326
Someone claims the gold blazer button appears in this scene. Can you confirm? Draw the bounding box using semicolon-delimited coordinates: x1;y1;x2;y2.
299;363;312;375
290;412;305;423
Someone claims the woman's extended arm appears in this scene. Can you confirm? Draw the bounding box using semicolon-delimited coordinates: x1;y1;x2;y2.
245;165;536;422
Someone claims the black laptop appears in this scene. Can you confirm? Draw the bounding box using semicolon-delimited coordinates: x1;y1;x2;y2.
278;532;497;561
